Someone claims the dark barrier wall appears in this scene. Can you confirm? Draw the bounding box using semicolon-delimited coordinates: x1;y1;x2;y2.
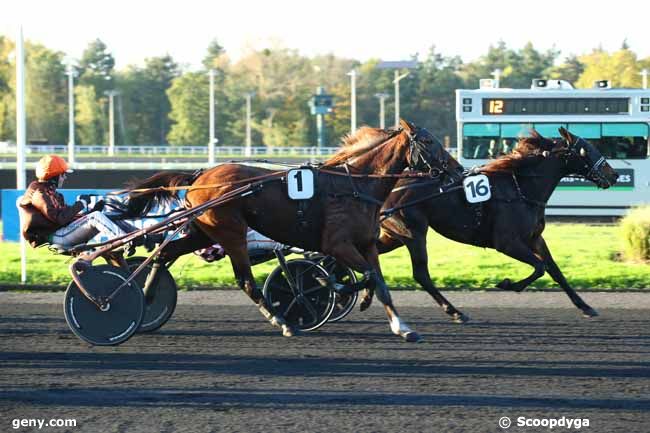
0;169;164;214
0;169;163;189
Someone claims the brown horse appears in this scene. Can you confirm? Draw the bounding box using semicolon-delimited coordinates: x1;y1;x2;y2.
360;127;619;322
126;120;463;341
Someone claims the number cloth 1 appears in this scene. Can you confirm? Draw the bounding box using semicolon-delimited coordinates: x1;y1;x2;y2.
287;168;315;200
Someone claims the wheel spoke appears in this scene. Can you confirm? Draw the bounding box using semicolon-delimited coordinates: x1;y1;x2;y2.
300;296;319;322
284;298;298;315
302;284;326;296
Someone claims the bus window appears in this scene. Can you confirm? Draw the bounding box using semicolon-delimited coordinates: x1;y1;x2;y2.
532;123;566;138
601;123;649;159
462;123;500;159
499;124;532;156
567;123;601;139
500;124;530;139
567;123;605;156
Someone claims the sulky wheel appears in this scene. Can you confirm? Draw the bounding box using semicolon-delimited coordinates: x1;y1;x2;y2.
262;259;335;332
319;257;358;322
63;264;143;346
127;257;178;333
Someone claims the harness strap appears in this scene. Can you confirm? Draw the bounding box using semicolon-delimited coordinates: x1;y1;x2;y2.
509;174;547;208
380;184;463;220
328;163;385;207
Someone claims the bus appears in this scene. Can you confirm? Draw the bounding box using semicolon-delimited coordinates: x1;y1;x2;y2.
456;80;650;216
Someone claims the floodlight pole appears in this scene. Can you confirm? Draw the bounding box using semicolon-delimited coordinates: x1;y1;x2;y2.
491;68;502;89
640;69;649;89
375;93;389;129
393;71;409;127
244;92;253;157
66;64;76;164
104;90;119;156
16;25;27;284
208;69;216;165
348;69;357;133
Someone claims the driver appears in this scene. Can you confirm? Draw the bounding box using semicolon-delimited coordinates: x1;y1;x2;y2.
18;155;127;249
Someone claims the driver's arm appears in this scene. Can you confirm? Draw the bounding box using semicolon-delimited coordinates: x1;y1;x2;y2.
31;189;84;226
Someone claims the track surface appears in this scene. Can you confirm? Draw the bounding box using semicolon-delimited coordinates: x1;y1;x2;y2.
1;292;650;433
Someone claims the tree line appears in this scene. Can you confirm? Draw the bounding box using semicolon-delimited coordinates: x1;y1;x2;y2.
0;37;648;147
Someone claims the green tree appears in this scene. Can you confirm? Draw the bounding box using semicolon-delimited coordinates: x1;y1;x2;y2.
24;42;67;143
547;55;585;85
461;41;558;89
167;72;209;145
119;55;179;144
78;39;115;97
576;47;643;88
0;36;15;141
75;84;104;145
202;39;226;69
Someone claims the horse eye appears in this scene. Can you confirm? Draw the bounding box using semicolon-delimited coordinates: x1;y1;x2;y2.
579;147;586;157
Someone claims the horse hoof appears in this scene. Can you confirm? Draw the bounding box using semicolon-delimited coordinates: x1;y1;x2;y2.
403;331;422;343
282;325;298;337
496;278;512;290
452;313;470;324
582;307;599;318
359;298;372;312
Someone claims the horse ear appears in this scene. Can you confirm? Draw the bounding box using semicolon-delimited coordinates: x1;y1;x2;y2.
399;119;414;133
529;128;542;139
559;126;574;143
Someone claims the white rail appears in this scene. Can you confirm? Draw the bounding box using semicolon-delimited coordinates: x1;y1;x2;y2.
0;142;340;157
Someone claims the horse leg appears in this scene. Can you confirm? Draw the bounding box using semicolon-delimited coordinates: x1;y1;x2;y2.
494;240;546;292
359;231;402;311
196;222;296;337
364;244;422;342
157;225;215;264
229;246;296;337
404;237;469;323
534;236;598;318
327;243;420;342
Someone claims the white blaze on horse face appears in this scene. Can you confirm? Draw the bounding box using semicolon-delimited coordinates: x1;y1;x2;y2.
390;314;413;336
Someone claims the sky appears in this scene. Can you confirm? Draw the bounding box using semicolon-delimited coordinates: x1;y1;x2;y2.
3;0;649;70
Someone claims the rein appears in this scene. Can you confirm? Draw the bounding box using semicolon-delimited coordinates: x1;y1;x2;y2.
381;182;464;220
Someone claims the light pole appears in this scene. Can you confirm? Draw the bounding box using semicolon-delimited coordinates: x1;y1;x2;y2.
208;69;217;165
244;92;254;157
640;69;649;89
491;68;502;89
66;63;77;164
15;25;26;284
375;93;389;129
348;69;357;133
104;90;120;156
393;70;409;127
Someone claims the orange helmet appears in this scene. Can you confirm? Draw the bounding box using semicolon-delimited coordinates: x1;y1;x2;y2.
35;155;73;181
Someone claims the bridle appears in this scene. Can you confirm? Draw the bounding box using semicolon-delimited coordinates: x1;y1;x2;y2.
405;126;461;182
557;136;612;187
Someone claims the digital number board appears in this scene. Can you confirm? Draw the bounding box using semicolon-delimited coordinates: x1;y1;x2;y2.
483;98;629;115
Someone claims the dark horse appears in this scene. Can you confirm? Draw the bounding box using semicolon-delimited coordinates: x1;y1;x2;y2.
126;120;463;341
360;127;619;322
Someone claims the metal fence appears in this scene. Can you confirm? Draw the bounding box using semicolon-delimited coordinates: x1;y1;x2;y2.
0;142;341;157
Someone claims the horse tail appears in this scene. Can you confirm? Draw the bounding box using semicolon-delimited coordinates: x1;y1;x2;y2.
125;171;196;217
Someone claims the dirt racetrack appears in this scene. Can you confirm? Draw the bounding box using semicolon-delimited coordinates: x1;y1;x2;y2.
1;291;650;433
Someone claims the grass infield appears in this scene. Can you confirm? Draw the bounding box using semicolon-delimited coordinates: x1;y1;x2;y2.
1;223;647;290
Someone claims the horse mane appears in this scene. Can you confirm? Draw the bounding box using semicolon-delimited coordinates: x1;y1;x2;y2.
322;126;397;167
479;130;556;175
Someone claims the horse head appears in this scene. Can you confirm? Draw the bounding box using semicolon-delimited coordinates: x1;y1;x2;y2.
557;127;619;189
399;120;464;181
